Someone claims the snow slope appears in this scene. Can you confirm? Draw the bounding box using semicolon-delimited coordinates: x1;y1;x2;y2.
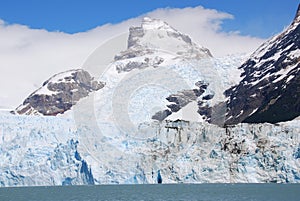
82;17;244;131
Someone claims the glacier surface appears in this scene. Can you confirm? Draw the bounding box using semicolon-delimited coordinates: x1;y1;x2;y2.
0;111;300;186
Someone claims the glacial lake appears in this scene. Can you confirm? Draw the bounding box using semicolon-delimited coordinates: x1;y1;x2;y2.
0;184;299;201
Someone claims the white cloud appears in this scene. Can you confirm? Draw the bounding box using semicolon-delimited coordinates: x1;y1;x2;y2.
145;7;264;56
0;6;264;109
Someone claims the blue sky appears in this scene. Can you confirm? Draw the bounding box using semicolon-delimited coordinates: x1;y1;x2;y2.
0;0;298;38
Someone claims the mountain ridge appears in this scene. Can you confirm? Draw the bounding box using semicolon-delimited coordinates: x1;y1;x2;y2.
224;4;300;125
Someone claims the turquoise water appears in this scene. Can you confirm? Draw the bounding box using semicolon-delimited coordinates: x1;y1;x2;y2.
0;184;299;201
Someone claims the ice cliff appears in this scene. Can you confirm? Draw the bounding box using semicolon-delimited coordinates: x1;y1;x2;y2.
0;112;299;186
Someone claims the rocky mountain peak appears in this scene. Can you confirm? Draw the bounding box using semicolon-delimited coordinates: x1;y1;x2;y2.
13;69;105;116
127;17;193;49
115;17;212;65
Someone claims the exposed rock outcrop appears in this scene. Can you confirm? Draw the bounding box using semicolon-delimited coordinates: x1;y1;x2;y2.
13;69;105;115
225;4;300;125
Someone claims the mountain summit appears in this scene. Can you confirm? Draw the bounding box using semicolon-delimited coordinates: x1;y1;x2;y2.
115;17;212;64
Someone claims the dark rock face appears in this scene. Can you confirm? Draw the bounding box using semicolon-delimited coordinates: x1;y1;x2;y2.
152;81;214;121
127;26;145;49
152;109;172;122
13;69;105;116
224;5;300;125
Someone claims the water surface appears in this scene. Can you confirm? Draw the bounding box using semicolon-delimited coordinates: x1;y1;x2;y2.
0;184;299;201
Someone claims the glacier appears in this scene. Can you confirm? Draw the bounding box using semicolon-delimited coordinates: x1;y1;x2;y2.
0;112;94;186
0;111;299;186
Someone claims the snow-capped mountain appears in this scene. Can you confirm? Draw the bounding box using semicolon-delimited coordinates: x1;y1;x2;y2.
225;5;300;125
13;69;104;115
12;17;244;125
115;17;212;68
112;17;213;76
110;17;243;124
